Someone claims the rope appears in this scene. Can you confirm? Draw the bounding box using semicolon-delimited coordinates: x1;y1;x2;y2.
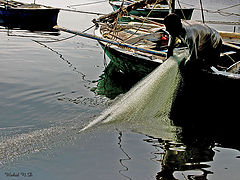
205;9;240;17
59;8;105;16
218;3;240;11
176;0;186;20
105;0;126;43
33;24;96;43
34;34;77;43
167;0;172;12
226;54;236;63
33;40;91;83
67;0;107;8
101;0;126;66
123;0;161;42
196;20;240;26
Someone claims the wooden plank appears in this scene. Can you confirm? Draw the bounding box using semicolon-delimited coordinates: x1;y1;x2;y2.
219;31;240;40
222;41;240;50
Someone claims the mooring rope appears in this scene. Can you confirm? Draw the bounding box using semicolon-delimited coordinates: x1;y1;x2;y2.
59;8;105;16
33;24;96;43
33;40;91;83
101;0;126;59
176;0;186;20
67;0;107;8
178;1;240;17
217;3;240;11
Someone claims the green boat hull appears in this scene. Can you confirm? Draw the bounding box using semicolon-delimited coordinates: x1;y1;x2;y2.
112;5;194;20
99;41;161;79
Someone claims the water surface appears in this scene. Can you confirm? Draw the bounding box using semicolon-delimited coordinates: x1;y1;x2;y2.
0;0;239;180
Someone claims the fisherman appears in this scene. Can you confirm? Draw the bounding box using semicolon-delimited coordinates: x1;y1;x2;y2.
163;13;222;71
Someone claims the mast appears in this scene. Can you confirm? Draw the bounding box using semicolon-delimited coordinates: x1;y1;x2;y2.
169;0;175;14
167;0;175;57
199;0;205;23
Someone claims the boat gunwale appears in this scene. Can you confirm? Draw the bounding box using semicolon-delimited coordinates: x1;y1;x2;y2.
108;0;194;12
110;3;194;11
95;23;168;62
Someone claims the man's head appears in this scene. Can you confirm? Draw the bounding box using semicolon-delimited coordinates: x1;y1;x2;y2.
163;13;182;36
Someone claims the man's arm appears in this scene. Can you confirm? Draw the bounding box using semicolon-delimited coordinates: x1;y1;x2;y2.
167;35;176;58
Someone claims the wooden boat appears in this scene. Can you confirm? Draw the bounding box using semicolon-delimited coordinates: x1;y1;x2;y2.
109;0;194;20
53;0;239;91
93;20;240;127
94;20;168;80
94;19;239;82
54;15;239;85
93;21;240;130
54;17;240;129
0;0;59;30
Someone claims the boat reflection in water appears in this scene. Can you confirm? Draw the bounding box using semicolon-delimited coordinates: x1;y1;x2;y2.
94;61;140;99
94;61;240;179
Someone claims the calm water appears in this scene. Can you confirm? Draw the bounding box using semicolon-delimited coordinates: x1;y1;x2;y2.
0;0;239;180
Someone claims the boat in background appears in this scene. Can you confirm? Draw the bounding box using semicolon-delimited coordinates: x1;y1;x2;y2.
0;0;59;30
109;0;194;20
218;31;240;45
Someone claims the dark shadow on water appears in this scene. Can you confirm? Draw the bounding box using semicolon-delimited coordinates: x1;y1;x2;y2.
117;130;132;180
94;61;240;179
160;68;240;179
95;61;240;148
170;67;240;150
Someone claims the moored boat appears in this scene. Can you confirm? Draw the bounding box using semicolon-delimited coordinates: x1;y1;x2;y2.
0;0;59;30
54;17;240;84
94;19;240;127
94;14;240;125
94;18;240;81
94;20;169;80
54;15;240;132
53;0;240;95
109;0;194;20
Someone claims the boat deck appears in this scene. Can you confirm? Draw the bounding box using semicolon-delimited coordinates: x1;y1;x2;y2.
0;0;57;9
0;0;24;7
